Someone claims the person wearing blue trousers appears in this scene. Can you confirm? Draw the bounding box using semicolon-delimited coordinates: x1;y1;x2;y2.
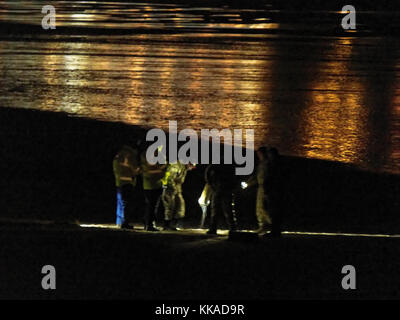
113;145;141;229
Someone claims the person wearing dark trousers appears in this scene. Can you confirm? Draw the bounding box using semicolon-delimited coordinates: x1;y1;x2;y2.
242;146;272;233
141;151;166;231
205;164;237;235
143;188;163;230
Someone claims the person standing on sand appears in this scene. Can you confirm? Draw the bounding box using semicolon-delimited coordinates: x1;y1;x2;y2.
242;146;272;234
141;149;167;232
113;145;141;230
205;164;237;235
242;146;282;237
161;161;189;231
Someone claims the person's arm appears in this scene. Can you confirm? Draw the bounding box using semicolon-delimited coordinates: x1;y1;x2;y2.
181;167;188;184
205;165;211;184
246;174;257;188
114;157;132;184
131;166;141;175
119;157;135;182
113;158;120;180
147;163;166;175
128;157;141;176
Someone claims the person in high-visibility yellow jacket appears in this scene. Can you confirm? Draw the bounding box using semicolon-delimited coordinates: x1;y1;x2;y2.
140;151;167;231
161;161;188;231
113;145;141;229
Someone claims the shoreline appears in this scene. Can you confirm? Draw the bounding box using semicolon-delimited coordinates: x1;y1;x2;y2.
1;106;399;234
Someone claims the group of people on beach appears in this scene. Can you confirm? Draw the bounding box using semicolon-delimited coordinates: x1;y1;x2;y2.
113;142;282;237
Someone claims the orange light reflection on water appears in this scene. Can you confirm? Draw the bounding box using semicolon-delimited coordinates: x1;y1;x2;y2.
299;38;367;165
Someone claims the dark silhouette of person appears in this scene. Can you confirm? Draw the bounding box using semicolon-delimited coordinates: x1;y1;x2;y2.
244;146;272;233
205;164;237;234
140;147;166;231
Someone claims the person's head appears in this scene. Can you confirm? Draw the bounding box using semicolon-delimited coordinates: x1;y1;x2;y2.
117;145;132;159
256;146;268;161
267;147;279;162
186;162;196;170
135;139;143;150
121;144;133;151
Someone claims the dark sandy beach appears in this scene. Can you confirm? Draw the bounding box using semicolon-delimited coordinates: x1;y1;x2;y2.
1;221;400;300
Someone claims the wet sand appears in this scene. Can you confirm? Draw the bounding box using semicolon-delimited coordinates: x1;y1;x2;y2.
1;221;400;299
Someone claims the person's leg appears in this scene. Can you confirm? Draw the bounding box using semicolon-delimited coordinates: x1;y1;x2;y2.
269;195;282;237
175;186;185;219
116;187;125;226
162;188;177;230
256;186;272;233
144;190;155;229
130;185;143;225
120;184;134;229
121;184;133;221
207;191;219;234
171;189;185;230
162;188;173;221
144;188;162;231
153;188;162;224
221;191;236;231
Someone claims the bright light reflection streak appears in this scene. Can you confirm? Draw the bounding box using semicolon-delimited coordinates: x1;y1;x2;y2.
282;231;400;238
79;224;400;238
79;224;119;229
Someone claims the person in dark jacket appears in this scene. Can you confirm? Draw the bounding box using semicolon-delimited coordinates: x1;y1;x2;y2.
242;146;283;237
205;164;237;235
243;146;272;233
140;149;167;231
